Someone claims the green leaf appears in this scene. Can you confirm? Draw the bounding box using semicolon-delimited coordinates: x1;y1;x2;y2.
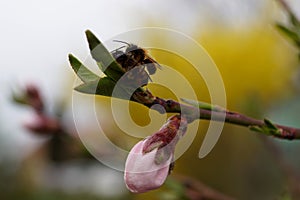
249;125;264;134
11;92;28;106
74;80;99;95
96;62;105;72
289;13;300;28
85;30;125;82
180;98;225;112
264;118;278;130
181;98;212;110
276;23;300;42
68;54;100;83
75;77;115;96
249;119;283;137
75;77;131;100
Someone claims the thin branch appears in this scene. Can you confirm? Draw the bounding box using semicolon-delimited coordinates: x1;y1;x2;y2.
73;29;300;141
140;96;300;140
260;136;300;199
173;174;236;200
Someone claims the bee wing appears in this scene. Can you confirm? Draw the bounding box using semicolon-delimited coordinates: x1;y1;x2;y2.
144;56;162;69
147;72;153;82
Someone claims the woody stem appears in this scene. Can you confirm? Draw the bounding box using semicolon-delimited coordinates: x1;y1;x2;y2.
144;97;300;140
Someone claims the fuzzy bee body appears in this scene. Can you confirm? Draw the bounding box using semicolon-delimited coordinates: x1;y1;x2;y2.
111;41;161;86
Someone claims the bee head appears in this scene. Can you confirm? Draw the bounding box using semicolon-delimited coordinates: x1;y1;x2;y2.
125;44;141;53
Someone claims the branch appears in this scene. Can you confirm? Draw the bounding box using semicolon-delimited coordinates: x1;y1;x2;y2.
70;30;300;141
172;174;235;200
138;95;300;140
260;136;300;199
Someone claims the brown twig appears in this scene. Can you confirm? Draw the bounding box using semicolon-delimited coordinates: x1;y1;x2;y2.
141;97;300;140
172;174;236;200
260;136;300;199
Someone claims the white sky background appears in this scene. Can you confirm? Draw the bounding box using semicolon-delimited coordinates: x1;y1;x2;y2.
0;0;299;161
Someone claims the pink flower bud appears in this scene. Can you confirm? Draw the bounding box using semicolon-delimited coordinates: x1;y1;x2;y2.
25;84;44;112
124;139;172;193
24;114;61;135
124;115;187;193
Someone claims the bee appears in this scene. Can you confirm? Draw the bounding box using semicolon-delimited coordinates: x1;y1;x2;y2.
111;40;161;86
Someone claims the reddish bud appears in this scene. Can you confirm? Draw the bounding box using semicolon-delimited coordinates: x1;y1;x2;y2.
25;84;44;112
24;114;61;135
124;115;187;193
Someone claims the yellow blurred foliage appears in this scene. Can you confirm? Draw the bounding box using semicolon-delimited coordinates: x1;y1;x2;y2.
199;27;297;108
139;24;298;111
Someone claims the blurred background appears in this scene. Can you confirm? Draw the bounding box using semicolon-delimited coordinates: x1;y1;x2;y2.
1;0;300;199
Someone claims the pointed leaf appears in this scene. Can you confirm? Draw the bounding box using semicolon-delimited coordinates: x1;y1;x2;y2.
68;54;100;83
289;13;300;28
75;77;132;100
264;118;278;130
85;30;125;81
181;98;212;110
249;125;264;133
276;24;300;41
75;77;115;97
74;80;99;95
181;98;225;112
11;92;28;105
96;62;105;72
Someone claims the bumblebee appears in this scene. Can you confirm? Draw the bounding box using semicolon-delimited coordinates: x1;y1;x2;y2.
111;40;161;86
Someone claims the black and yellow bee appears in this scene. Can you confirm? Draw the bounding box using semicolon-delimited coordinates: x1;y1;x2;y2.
111;40;161;86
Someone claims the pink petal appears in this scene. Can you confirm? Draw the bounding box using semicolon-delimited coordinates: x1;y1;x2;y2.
124;140;172;193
